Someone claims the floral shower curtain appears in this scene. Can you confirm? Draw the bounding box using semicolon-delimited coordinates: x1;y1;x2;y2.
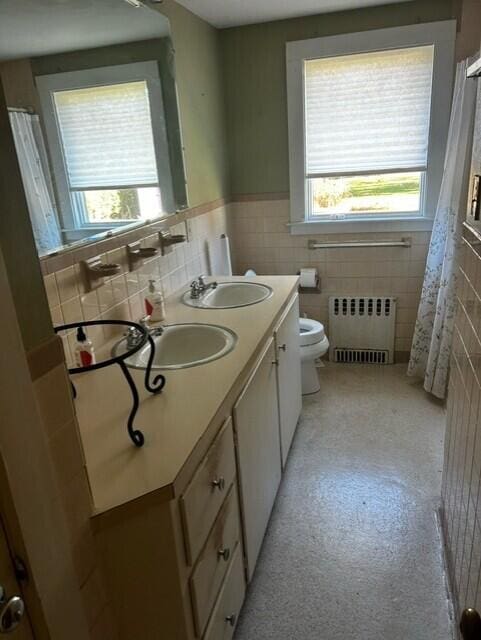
407;60;477;399
9;111;62;253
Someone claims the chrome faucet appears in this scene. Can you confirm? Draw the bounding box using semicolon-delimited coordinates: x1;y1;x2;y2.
125;318;164;349
125;326;144;349
140;316;164;338
189;275;218;299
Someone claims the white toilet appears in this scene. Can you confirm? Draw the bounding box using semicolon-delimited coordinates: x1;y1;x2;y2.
299;318;329;395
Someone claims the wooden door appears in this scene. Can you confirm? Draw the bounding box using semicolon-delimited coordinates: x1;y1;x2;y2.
0;519;33;638
233;338;281;582
275;294;302;467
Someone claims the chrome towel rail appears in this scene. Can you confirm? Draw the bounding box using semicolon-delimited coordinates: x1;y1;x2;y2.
308;237;411;250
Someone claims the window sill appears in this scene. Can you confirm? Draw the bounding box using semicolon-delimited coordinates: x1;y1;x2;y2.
288;216;434;235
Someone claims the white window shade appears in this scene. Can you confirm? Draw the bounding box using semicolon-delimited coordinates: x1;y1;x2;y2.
304;45;435;177
53;81;158;190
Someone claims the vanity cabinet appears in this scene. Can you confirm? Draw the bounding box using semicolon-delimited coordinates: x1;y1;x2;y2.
274;294;302;467
233;338;282;581
95;417;244;640
90;286;302;640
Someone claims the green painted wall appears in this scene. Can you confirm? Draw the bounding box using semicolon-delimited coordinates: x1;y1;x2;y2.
220;0;457;196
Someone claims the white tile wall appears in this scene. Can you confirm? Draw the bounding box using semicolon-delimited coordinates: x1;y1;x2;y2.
442;225;481;625
230;199;430;356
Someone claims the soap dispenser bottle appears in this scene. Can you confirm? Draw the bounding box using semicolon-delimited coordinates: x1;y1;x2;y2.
145;279;166;323
74;326;96;367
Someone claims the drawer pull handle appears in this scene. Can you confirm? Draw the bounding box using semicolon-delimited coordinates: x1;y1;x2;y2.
225;613;237;627
211;477;225;491
217;547;230;562
278;343;287;352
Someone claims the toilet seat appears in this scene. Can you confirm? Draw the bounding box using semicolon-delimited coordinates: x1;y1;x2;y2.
299;318;326;347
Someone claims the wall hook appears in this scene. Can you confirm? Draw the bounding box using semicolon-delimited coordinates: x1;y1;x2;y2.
81;256;121;292
127;241;158;271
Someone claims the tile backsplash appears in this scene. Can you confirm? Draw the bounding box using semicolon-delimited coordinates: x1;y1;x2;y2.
43;205;230;365
229;198;430;356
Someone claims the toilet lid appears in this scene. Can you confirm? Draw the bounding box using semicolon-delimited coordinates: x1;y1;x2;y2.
299;318;325;347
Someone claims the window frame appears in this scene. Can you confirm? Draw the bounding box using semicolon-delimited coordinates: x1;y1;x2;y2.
36;61;174;233
286;21;456;235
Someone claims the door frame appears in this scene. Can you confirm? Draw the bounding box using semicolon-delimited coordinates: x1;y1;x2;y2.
0;238;89;639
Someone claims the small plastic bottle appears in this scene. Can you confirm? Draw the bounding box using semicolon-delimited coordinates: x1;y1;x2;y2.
74;326;96;367
145;279;166;323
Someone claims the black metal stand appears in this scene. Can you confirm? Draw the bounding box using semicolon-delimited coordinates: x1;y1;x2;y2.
54;320;165;447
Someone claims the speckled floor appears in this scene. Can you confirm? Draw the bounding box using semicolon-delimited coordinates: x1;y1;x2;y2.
234;363;454;640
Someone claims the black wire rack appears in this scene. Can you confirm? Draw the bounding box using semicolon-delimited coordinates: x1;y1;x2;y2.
54;320;165;447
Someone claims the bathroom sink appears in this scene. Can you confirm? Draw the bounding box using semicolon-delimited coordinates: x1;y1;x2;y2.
112;323;237;370
182;281;273;309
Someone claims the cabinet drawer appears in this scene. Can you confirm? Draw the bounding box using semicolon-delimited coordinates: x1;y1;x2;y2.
203;545;245;640
191;485;241;637
181;418;236;564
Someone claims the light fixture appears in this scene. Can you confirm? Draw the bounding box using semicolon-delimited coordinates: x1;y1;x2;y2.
123;0;142;7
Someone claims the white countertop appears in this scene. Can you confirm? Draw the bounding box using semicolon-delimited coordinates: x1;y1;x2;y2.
73;276;299;515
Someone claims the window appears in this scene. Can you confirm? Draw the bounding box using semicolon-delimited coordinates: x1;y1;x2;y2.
37;62;173;233
53;81;161;225
286;22;456;233
305;46;433;218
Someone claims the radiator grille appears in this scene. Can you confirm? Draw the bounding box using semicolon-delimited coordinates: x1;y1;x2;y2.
334;348;388;364
332;297;393;317
329;296;396;365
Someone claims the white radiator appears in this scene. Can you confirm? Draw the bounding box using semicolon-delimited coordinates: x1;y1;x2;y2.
328;296;396;364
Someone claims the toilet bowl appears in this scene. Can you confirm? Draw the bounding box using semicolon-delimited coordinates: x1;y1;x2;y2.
299;318;329;395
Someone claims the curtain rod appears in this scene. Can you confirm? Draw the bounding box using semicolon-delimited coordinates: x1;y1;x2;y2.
7;106;36;115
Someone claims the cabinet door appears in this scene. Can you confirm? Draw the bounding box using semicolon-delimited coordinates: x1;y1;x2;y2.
275;294;302;467
233;339;281;582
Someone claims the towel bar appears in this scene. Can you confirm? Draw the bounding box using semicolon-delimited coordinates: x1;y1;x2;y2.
308;238;411;250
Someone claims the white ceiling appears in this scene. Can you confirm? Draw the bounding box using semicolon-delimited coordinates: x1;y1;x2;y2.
176;0;416;28
0;0;170;61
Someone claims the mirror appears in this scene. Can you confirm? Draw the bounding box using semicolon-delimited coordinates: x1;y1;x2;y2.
0;0;188;258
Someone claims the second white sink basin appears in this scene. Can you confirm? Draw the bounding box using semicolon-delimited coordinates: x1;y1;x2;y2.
113;323;237;370
183;281;273;309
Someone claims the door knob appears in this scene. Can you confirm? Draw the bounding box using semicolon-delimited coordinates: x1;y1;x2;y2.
211;477;225;491
0;585;25;634
460;608;481;639
225;613;236;627
217;547;230;562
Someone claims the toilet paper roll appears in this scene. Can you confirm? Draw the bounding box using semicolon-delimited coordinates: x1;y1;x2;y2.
209;234;232;276
300;268;318;288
